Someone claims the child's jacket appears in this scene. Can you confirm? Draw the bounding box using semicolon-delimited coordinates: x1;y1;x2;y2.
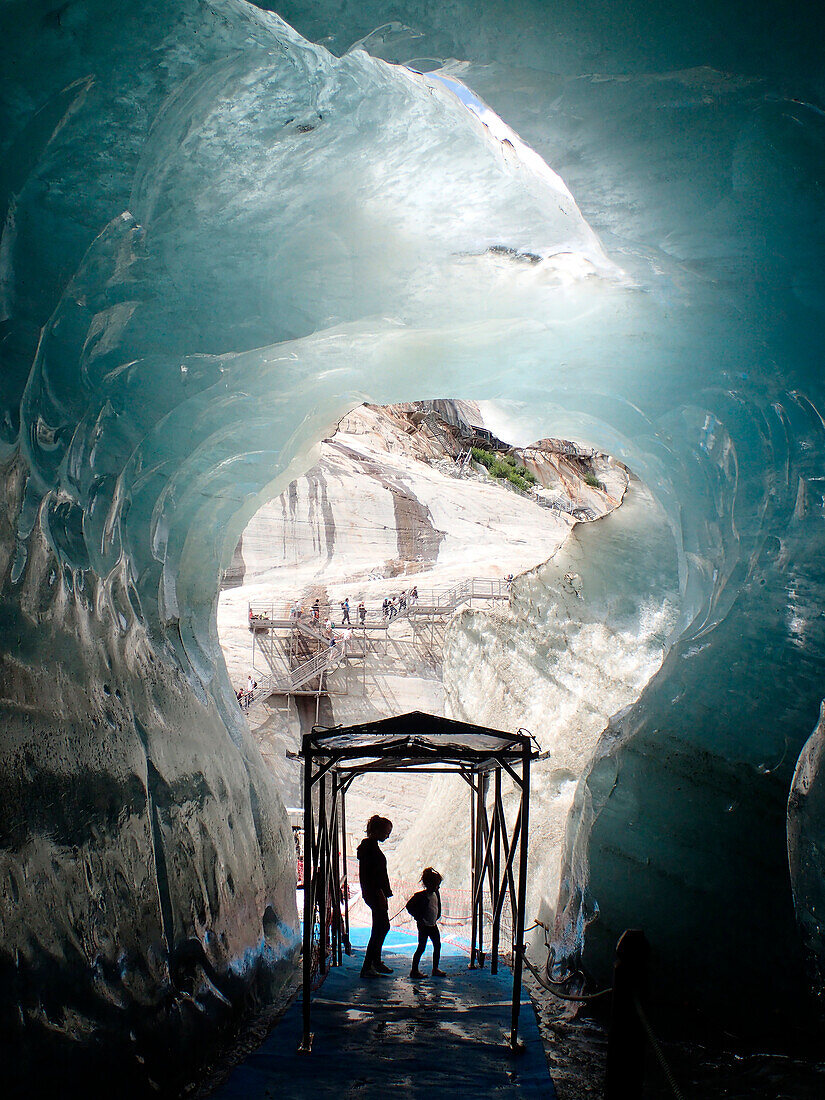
405;888;441;926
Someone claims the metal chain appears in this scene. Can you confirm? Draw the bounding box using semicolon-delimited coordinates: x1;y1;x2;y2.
633;995;688;1100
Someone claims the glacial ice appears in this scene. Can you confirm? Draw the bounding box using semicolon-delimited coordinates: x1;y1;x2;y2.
1;0;825;1089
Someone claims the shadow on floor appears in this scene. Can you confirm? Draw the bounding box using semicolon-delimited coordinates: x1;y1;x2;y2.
212;929;556;1098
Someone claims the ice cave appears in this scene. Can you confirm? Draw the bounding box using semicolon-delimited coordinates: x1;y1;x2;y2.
1;0;824;1095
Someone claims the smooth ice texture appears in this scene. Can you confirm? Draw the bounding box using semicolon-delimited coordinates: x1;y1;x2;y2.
442;478;680;935
1;0;825;1088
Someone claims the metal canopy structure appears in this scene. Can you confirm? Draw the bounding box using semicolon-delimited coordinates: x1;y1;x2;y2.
299;710;536;1052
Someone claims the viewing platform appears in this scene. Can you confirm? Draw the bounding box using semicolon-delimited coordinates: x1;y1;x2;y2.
242;578;513;709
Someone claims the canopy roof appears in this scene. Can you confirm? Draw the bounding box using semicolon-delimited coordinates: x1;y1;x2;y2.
303;710;534;774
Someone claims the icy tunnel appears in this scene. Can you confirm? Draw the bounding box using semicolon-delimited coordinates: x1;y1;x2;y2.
1;0;825;1093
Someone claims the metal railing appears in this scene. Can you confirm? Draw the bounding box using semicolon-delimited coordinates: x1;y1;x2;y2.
248;577;511;631
243;578;512;709
407;577;510;617
245;639;347;709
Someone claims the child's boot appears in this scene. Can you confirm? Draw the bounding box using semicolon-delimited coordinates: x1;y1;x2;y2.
432;967;446;977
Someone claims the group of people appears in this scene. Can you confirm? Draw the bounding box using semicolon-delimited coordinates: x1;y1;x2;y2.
290;591;421;629
381;586;418;621
255;577;518;635
357;815;445;980
236;673;258;710
340;597;367;626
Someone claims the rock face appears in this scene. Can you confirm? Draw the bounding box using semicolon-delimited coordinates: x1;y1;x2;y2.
219;400;637;936
222;402;623;580
218;401;625;692
518;440;628;517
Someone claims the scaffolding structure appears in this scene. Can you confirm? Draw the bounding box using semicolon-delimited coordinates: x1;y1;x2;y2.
246;579;511;716
298;711;535;1053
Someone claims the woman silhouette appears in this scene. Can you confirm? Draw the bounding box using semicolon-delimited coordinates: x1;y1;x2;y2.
357;815;394;977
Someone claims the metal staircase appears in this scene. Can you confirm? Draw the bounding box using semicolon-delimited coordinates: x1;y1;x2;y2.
246;639;347;711
244;578;511;712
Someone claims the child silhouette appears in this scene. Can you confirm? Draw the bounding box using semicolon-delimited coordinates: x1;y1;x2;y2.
406;867;446;978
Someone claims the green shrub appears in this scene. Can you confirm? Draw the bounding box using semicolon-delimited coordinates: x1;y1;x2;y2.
583;470;604;490
472;447;537;493
509;473;533;492
515;465;537;484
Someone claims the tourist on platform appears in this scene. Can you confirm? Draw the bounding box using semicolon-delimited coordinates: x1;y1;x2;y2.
357;816;394;978
312;599;321;620
407;867;446;979
341;598;351;625
358;601;367;625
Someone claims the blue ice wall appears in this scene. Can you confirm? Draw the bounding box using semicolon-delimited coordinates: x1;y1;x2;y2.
1;0;824;1089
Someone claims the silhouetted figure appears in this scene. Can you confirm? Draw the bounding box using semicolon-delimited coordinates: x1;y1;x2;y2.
357;815;394;977
407;867;445;978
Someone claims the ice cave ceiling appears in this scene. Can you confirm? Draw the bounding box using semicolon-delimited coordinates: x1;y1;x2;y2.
1;0;825;1092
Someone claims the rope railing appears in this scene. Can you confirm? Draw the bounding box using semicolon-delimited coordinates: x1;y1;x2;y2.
518;925;688;1099
521;949;612;1004
339;860;686;1095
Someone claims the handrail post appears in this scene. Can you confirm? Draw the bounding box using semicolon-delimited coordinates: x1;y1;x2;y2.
300;747;313;1052
318;769;328;975
605;929;649;1098
469;774;478;968
341;783;350;944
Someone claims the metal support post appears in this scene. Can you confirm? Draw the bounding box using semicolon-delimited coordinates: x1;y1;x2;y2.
474;770;486;967
300;748;313;1052
510;744;530;1050
491;767;502;975
341;783;350;942
331;775;343;966
477;772;489;966
319;769;328;975
469;775;478;968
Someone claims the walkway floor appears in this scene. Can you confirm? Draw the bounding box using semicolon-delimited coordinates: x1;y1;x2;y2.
213;929;557;1099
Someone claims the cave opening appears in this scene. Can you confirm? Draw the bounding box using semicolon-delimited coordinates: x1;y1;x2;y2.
216;398;680;976
4;1;825;1093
